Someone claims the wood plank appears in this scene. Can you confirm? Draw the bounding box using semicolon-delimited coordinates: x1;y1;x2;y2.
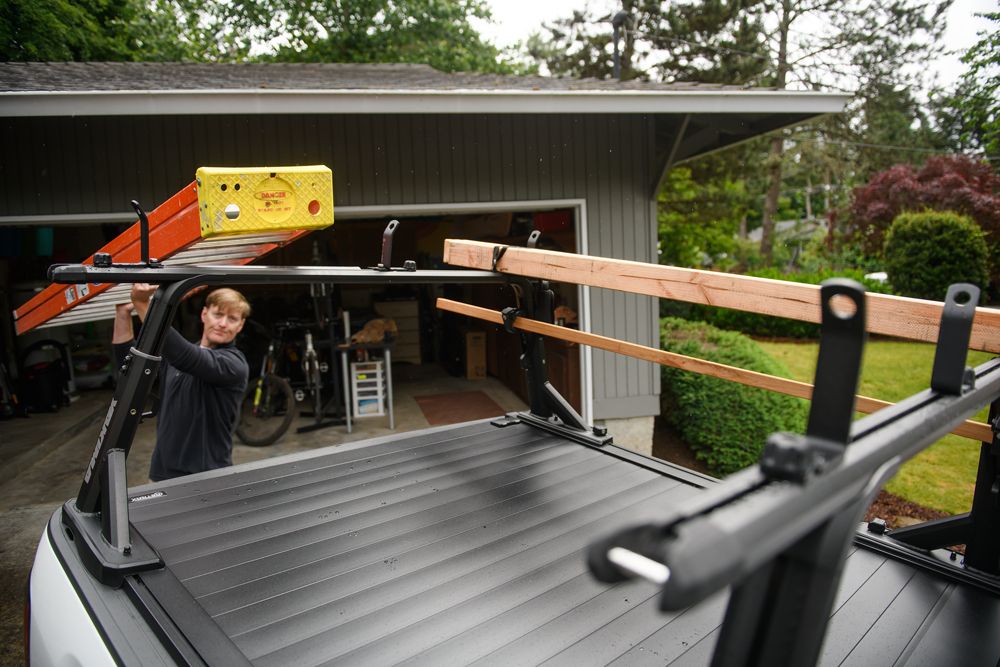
443;240;1000;354
436;298;993;443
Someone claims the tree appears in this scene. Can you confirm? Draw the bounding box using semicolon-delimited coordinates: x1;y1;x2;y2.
526;1;650;81
932;12;999;164
2;0;520;72
658;165;749;268
848;155;1000;291
242;0;517;73
0;0;138;61
528;1;950;265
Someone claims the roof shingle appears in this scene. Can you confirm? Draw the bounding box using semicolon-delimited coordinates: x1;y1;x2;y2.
0;61;768;93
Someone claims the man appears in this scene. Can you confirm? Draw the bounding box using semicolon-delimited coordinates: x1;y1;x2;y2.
113;283;250;481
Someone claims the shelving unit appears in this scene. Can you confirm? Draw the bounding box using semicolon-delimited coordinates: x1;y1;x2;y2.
350;360;385;418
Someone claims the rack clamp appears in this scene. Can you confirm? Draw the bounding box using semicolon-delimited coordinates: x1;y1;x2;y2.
370;220;417;272
931;283;980;395
491;245;509;272
67;200;166;274
501;306;523;334
760;432;844;484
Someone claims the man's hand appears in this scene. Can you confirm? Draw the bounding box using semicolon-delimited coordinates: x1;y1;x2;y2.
112;301;136;344
130;283;158;322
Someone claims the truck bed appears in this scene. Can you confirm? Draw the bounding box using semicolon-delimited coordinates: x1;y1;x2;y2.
59;419;1000;665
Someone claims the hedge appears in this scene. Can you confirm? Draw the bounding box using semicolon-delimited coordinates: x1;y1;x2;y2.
884;211;990;302
660;317;808;476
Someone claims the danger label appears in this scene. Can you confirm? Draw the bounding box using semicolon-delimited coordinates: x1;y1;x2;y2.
253;176;296;225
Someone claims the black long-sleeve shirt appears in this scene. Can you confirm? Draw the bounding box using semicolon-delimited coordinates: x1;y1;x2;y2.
115;328;248;481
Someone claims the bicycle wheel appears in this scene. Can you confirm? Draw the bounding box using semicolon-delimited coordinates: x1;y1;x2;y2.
235;374;295;446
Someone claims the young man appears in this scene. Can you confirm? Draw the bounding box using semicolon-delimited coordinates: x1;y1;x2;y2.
113;283;250;481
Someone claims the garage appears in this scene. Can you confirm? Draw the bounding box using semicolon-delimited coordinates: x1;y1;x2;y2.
0;61;847;450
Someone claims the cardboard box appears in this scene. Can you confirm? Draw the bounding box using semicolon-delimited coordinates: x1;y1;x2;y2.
465;331;487;380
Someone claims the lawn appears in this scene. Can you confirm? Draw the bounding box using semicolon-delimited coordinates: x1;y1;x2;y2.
757;339;994;516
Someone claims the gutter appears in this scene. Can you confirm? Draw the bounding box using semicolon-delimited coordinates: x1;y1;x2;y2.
0;88;851;117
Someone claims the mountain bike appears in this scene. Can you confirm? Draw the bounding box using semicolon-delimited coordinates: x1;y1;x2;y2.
301;329;324;425
235;321;298;447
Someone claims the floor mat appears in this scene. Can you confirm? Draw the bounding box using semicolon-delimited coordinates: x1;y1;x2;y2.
413;390;505;425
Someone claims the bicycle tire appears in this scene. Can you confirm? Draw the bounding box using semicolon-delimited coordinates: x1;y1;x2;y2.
305;355;323;420
235;374;295;447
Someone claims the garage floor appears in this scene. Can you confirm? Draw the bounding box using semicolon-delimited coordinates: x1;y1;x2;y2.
0;364;525;665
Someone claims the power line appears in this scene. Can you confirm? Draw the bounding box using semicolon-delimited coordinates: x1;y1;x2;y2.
786;136;999;160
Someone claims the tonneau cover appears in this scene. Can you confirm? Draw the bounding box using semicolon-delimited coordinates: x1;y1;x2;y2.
124;420;1000;665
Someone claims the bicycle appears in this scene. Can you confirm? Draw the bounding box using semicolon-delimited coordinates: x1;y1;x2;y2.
235;321;298;447
301;329;324;424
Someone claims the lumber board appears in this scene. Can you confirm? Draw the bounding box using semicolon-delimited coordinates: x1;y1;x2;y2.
436;297;992;443
443;239;1000;354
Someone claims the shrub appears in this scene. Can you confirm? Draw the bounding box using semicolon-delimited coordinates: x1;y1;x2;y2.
849;155;1000;258
883;211;990;302
660;268;894;339
660;317;808;477
848;155;1000;296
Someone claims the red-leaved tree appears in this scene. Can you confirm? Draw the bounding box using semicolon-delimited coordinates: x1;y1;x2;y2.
849;155;1000;258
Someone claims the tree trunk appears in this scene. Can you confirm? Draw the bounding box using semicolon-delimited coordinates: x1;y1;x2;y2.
759;0;791;264
760;138;784;263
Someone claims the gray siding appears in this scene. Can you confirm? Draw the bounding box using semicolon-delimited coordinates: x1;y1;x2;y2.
0;113;661;420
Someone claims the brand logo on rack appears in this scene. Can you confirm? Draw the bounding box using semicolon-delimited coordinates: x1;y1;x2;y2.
84;398;117;483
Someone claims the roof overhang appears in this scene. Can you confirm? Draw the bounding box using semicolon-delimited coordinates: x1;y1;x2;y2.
0;88;850;117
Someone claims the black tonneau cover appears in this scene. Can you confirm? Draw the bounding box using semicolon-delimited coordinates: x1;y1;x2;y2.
116;420;1000;665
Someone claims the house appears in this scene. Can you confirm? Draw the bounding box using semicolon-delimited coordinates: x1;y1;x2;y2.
0;62;848;451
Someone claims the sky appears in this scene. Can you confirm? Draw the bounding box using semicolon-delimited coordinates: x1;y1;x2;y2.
479;0;997;88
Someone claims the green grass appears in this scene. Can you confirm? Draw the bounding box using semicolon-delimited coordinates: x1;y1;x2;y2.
757;339;993;515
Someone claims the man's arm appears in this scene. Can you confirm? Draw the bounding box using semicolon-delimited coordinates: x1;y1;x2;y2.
112;303;135;368
162;330;248;387
129;283;157;322
112;303;135;344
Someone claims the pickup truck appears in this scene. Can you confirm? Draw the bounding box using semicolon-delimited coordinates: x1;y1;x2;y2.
25;244;1000;666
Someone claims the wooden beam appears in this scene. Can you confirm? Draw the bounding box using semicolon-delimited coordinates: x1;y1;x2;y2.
437;297;993;443
443;239;1000;354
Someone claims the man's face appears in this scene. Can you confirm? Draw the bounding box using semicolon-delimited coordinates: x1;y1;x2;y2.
201;305;245;347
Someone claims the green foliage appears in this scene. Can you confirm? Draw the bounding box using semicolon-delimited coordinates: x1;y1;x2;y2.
257;0;519;73
529;1;950;266
128;0;261;62
932;12;999;163
657;166;747;267
0;0;521;72
0;0;138;61
796;230;884;276
660;317;808;477
883;211;990;301
662;268;894;338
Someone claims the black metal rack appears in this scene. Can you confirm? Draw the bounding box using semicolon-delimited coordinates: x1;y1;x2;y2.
587;280;1000;666
51;240;606;587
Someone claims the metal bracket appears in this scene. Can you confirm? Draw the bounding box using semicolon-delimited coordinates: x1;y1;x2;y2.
491;412;522;428
130;200;163;269
74;200;165;272
491;245;509;272
760;279;867;483
375;219;398;270
931;283;980;395
501;306;522;334
759;432;845;484
807;279;867;445
371;220;417;272
527;230;541;248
